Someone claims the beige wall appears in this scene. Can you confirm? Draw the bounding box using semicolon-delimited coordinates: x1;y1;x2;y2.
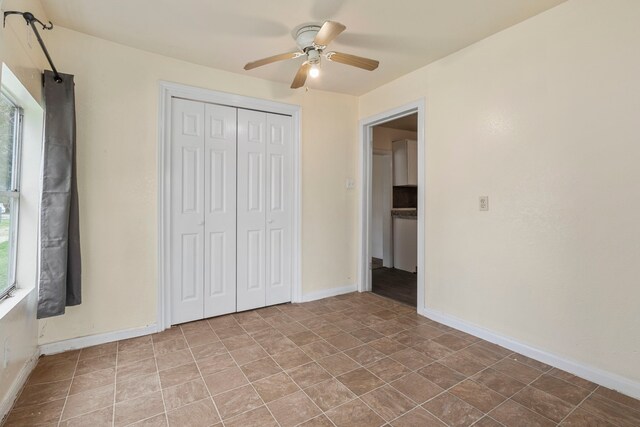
0;0;47;411
360;0;640;382
372;126;417;151
37;27;359;344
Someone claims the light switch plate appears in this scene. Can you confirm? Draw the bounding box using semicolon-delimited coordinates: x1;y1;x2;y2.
479;196;489;211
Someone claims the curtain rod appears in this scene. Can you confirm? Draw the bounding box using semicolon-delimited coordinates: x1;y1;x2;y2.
3;11;63;83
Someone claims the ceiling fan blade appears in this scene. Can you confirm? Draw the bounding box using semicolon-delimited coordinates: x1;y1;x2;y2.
325;51;379;71
244;52;301;70
291;63;311;89
314;21;346;47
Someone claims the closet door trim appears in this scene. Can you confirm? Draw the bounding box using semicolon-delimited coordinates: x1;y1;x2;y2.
158;81;301;330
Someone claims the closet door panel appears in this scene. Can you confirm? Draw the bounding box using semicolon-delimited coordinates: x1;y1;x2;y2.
266;114;293;305
204;104;237;317
170;98;205;324
237;109;267;311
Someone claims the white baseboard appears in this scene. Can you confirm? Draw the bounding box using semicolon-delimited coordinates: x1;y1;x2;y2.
301;284;358;303
39;324;159;356
0;349;40;423
418;306;640;400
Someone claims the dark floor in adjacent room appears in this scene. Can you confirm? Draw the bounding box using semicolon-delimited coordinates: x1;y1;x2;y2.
372;267;417;307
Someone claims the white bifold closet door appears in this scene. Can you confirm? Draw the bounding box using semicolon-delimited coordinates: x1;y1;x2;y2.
171;98;292;324
237;109;293;311
171;98;237;324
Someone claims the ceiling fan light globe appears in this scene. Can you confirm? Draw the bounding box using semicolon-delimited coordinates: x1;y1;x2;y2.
309;66;320;78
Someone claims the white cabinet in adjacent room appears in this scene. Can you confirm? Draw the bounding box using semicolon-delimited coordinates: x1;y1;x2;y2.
393;217;417;273
392;139;417;186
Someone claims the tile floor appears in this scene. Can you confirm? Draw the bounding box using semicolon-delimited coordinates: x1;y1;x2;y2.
4;292;640;427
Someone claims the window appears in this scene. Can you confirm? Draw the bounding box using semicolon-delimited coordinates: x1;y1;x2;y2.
0;91;22;300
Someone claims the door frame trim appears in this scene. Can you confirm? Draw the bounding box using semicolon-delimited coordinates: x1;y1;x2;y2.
157;81;302;330
358;99;426;313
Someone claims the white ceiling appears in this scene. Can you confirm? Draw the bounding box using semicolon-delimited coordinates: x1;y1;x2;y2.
39;0;566;95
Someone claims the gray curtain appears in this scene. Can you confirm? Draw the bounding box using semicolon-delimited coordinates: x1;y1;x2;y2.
37;70;81;319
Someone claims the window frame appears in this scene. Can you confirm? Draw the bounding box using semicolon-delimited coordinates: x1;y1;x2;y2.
0;90;24;301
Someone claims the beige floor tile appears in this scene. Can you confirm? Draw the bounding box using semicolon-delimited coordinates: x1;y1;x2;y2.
271;347;312;369
593;386;640;412
267;390;322;427
75;353;117;376
224;405;278;427
153;337;187;355
439;350;487;377
3;399;66;426
390;347;434;370
116;373;161;402
252;371;300;403
59;406;113;427
79;343;117;360
367;337;407;355
472;368;527;398
129;413;168;426
417;362;466;389
240;357;281;382
422;392;484;426
27;360;76;385
325;398;385;427
391;407;446;427
118;335;153;353
301;340;340;360
61;383;114;421
336;367;385;396
117;347;155;366
298;414;335;427
305;378;356;411
287;361;332;388
361;384;416;421
166;397;220;426
391;372;444;404
212;384;263;419
114;391;165;426
203;366;248;395
287;330;323;346
489;399;555;427
547;367;598;391
317;353;361;376
368;357;413;383
344;344;387;366
532;373;591;405
162;378;210;411
183;331;218;348
155;349;194;371
158;362;200;388
69;367;115;396
579;393;640;427
229;344;268;365
560;408;615;426
197;352;236;376
449;380;506;413
189;340;227;361
492;358;543;384
117;357;157;382
14;378;71;408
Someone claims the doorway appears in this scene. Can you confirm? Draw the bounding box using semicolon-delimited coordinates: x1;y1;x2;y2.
359;100;425;311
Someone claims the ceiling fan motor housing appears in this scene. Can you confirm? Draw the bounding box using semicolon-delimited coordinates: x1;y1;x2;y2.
295;25;322;51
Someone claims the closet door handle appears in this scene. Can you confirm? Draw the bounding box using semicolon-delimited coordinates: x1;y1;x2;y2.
267;219;274;224
198;221;205;226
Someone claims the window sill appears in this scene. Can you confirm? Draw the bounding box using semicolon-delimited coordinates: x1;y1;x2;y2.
0;287;34;320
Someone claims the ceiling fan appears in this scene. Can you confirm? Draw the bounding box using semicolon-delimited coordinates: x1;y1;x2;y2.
244;21;380;89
